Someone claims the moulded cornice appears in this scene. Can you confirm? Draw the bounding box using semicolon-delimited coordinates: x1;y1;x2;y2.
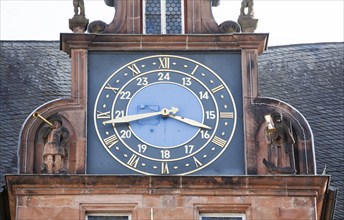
60;34;269;55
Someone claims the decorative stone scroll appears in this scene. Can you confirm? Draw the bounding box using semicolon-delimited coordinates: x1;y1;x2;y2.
218;20;241;33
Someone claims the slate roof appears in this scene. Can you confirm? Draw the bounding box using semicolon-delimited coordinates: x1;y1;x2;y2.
0;41;72;179
258;42;344;218
0;41;343;218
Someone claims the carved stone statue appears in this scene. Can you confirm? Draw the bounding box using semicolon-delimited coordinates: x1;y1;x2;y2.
238;0;257;32
240;0;254;17
263;113;296;174
41;115;70;174
69;0;88;33
74;0;85;16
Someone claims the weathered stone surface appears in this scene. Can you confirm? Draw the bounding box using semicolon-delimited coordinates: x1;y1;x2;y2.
6;175;328;220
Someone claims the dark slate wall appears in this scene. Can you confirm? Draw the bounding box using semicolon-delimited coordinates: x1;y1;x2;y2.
0;41;343;218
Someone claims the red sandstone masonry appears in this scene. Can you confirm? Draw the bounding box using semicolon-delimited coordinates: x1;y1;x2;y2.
6;175;328;220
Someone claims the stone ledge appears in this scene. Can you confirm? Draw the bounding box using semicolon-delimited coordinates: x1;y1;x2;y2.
60;34;269;55
6;175;328;195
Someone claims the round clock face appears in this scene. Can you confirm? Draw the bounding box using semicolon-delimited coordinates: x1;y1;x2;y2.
94;55;237;175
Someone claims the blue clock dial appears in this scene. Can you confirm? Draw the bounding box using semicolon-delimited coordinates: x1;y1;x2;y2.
93;55;237;175
127;82;203;148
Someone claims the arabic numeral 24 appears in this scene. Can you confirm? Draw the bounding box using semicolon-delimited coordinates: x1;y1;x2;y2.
158;72;170;81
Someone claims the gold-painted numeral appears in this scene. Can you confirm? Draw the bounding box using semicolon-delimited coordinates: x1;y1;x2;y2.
103;134;118;148
211;136;227;148
127;154;140;168
190;65;199;75
193;156;203;168
161;162;170;174
211;85;225;93
128;63;141;76
159;57;170;69
105;83;119;93
96;111;111;119
220;112;234;119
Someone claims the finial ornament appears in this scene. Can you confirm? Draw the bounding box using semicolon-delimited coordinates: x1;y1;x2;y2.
240;0;254;17
74;0;85;16
238;0;258;32
69;0;89;33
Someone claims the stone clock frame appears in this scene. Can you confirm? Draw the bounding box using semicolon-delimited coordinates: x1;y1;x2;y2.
9;34;329;220
18;34;316;175
7;0;331;217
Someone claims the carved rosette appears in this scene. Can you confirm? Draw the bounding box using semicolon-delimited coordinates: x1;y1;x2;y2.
218;20;241;33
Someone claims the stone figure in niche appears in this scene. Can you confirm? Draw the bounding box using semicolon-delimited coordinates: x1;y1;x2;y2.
240;0;254;17
73;0;85;16
41;114;70;174
263;113;296;174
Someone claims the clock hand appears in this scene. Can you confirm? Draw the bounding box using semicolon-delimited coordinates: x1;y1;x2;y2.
103;107;179;124
168;114;212;129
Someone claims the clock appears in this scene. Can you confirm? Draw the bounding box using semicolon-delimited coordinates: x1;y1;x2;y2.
87;52;244;175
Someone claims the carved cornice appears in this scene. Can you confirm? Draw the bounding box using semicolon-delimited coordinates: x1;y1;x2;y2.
60;33;269;55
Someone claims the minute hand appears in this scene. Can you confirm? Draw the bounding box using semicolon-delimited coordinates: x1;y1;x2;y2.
168;114;212;129
103;107;178;124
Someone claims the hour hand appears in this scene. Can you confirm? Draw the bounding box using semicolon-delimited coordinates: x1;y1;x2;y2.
168;114;212;129
103;107;179;124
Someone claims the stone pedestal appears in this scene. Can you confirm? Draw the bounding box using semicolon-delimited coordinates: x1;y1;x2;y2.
238;16;258;33
69;15;89;33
